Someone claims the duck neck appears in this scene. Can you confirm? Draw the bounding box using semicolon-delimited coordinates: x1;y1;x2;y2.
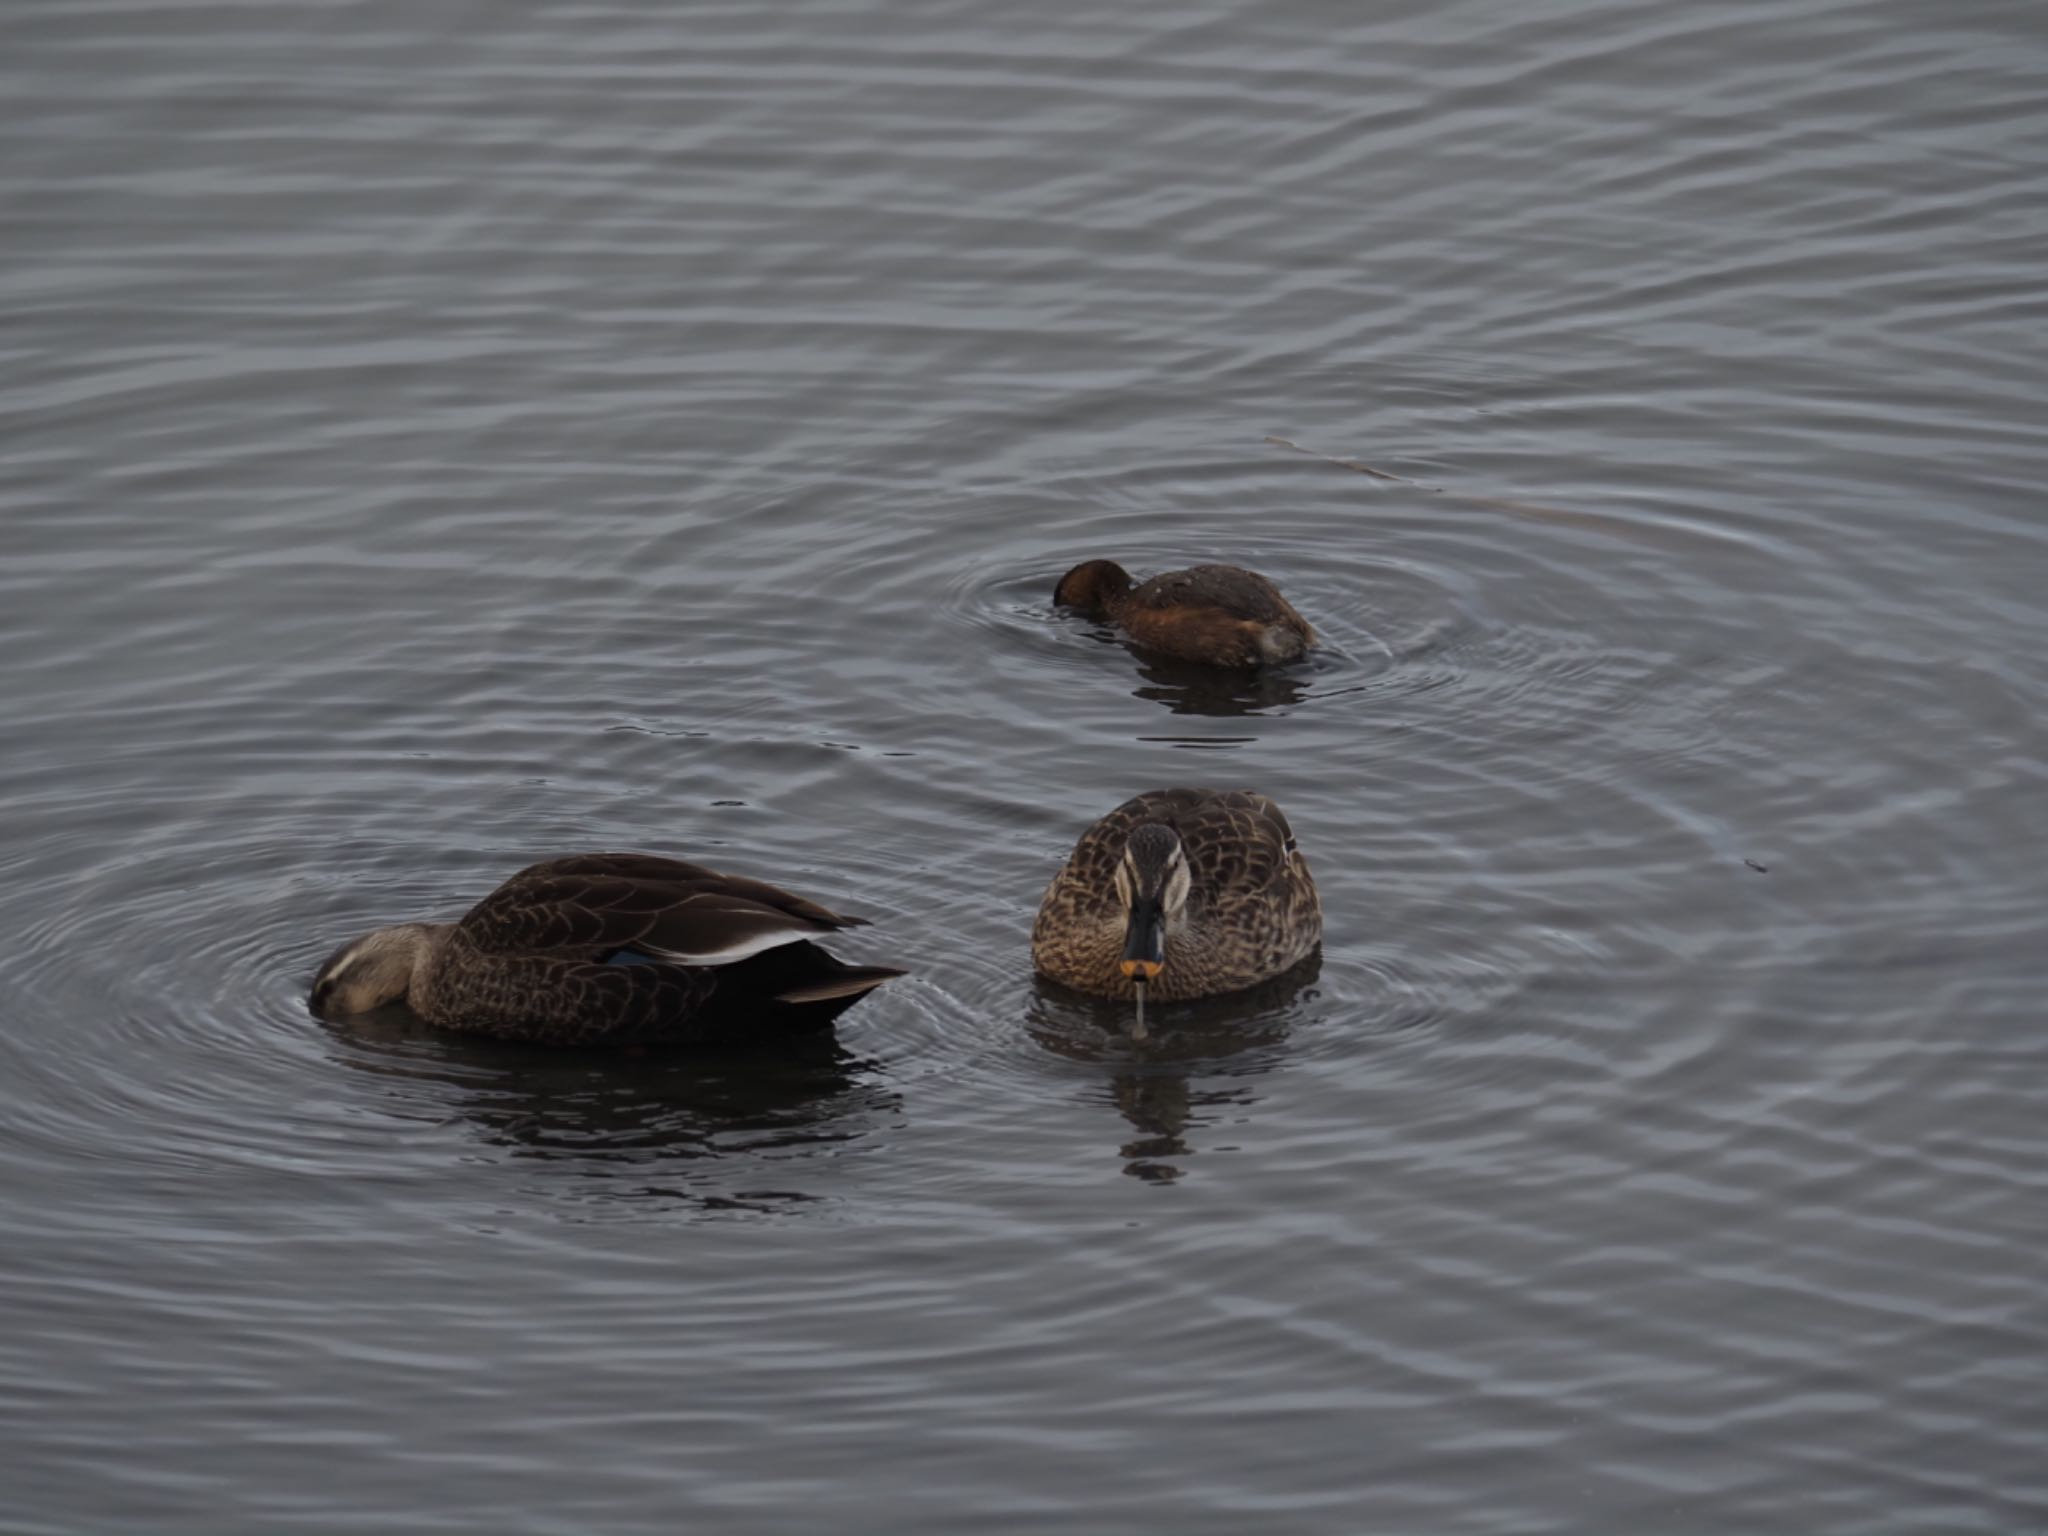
1092;568;1135;620
394;922;458;1009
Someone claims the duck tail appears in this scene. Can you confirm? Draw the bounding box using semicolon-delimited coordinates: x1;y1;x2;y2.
772;964;907;1004
692;941;906;1036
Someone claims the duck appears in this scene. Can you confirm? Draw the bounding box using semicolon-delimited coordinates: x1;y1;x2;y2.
1052;559;1315;667
1032;788;1321;1030
308;852;904;1046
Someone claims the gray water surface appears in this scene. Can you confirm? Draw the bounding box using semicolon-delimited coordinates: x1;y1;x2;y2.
5;0;2048;1531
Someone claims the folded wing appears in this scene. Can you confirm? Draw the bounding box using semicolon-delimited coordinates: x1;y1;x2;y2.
457;852;868;968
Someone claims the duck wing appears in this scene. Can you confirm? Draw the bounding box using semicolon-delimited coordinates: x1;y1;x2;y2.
456;852;869;968
1169;789;1301;914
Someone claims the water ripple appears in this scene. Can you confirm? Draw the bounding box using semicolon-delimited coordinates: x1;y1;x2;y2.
5;0;2048;1530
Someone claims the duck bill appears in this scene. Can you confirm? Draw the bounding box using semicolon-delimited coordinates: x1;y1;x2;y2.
1120;900;1165;1037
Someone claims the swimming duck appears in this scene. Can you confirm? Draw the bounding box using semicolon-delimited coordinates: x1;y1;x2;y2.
309;852;904;1046
1032;788;1321;1028
1053;560;1314;667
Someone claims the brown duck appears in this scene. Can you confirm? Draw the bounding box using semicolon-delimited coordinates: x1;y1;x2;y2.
1053;560;1315;667
1032;788;1321;1031
308;852;904;1046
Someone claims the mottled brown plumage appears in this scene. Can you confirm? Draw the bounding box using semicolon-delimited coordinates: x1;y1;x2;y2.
1032;788;1322;1004
1053;559;1315;667
308;853;904;1046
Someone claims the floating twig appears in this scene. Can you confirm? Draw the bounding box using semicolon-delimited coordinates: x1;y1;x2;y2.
1264;435;1420;485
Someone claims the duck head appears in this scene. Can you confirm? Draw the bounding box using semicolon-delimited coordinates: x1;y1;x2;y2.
308;923;434;1017
1112;823;1191;1030
1053;559;1135;619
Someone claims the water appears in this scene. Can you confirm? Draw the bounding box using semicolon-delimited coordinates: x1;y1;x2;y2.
4;0;2046;1529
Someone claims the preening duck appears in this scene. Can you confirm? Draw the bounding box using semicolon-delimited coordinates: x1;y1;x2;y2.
1053;560;1315;667
309;852;903;1046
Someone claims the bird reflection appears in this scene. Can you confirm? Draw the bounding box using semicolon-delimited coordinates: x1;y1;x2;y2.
1026;951;1321;1183
321;1006;893;1213
1128;648;1313;717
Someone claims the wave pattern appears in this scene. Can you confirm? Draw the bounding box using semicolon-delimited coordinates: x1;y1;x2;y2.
4;0;2047;1531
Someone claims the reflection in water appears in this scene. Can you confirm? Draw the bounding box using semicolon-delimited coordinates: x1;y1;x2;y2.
1026;953;1321;1183
324;1008;894;1213
1128;647;1313;717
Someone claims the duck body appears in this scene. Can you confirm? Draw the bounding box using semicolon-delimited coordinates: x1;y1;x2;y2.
1053;559;1314;667
1032;788;1321;1004
310;852;903;1046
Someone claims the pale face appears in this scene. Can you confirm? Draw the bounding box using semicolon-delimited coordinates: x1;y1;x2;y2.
308;926;422;1016
1119;825;1190;916
1117;824;1189;983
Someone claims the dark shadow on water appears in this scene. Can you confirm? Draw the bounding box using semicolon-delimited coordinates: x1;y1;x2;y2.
1128;647;1313;718
323;1007;896;1214
1025;951;1322;1184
